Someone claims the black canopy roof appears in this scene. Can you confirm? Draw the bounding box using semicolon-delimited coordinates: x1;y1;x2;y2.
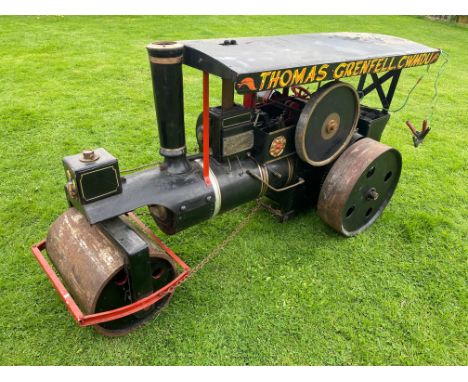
181;33;440;93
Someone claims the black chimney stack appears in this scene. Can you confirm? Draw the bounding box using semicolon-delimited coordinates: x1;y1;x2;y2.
147;41;190;174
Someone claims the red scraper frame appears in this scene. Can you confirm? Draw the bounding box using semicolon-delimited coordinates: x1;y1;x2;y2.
31;212;190;327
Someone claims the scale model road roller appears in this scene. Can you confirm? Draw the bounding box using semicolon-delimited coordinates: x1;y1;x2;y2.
32;33;441;336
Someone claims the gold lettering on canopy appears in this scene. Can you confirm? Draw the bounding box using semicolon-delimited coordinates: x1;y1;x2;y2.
236;52;440;93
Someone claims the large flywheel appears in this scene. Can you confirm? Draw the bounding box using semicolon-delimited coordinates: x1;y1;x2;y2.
295;81;360;166
317;138;402;236
46;208;178;336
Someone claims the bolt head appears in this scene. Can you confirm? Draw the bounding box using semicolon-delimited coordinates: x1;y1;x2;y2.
79;149;99;162
82;150;94;160
326;120;338;134
366;187;380;201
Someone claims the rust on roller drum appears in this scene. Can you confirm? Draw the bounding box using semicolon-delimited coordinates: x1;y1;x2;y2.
46;208;177;336
46;208;124;314
317;138;402;236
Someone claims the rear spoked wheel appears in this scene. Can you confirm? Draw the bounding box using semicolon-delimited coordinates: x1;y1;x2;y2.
317;138;402;236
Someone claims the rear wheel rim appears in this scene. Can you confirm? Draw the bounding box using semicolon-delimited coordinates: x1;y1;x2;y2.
317;138;402;236
340;148;401;235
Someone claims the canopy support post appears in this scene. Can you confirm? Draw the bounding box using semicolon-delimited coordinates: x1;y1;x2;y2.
222;78;234;110
358;69;402;111
385;70;401;109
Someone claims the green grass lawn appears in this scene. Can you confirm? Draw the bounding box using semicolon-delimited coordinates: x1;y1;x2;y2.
0;16;466;365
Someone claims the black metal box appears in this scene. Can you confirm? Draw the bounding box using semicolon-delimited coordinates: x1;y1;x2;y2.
357;106;391;141
63;148;122;204
253;124;296;163
209;105;254;161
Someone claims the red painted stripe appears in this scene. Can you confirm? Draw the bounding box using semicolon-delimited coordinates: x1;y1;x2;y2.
202;71;211;186
243;93;255;108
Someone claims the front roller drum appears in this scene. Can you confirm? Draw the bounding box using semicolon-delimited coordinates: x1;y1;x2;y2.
317;138;402;236
46;208;178;336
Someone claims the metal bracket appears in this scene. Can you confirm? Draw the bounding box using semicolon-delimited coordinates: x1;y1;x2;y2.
258;201;295;223
99;217;154;304
246;169;305;192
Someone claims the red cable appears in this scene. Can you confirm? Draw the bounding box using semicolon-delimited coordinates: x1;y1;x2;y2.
202;71;211;186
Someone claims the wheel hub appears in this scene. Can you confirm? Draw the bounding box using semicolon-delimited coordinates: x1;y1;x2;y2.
365;187;380;201
321;112;341;140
